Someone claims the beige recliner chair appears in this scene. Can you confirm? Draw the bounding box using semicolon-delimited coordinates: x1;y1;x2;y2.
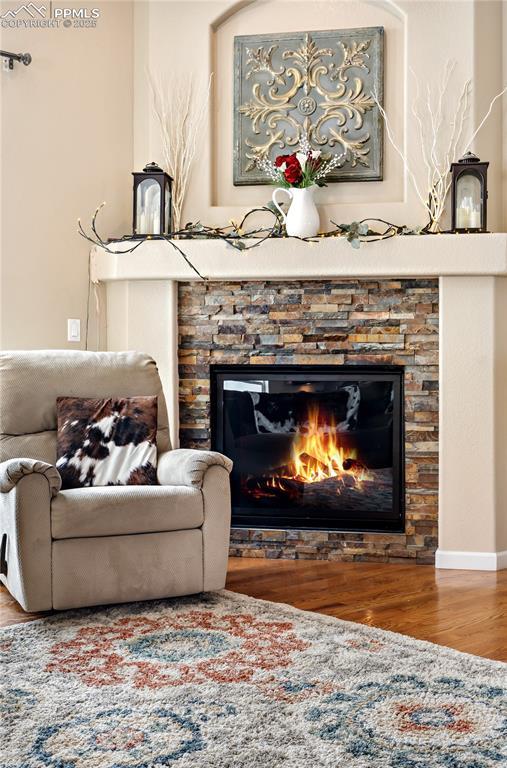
0;350;232;612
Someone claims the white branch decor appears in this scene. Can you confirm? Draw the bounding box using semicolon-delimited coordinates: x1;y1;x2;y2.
373;63;506;232
149;72;212;232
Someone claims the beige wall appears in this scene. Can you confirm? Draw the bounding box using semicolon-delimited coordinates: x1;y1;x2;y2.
473;0;504;232
1;0;505;349
135;0;506;231
0;0;134;350
503;0;507;231
495;276;507;552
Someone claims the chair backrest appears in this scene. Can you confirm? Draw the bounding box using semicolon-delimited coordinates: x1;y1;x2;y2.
0;350;170;464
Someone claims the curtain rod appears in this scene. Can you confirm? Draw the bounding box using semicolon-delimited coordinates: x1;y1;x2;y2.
1;50;32;70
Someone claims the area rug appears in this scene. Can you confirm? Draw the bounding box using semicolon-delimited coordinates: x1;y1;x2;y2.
2;591;506;767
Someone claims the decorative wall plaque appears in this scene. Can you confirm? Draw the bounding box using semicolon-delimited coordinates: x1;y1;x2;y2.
233;27;384;186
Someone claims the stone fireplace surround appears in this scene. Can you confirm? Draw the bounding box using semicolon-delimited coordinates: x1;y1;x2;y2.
91;234;507;570
178;278;438;563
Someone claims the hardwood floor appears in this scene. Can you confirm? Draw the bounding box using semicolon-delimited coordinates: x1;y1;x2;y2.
226;559;507;662
2;559;506;662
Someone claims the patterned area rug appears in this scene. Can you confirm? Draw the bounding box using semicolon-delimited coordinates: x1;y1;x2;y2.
2;590;506;767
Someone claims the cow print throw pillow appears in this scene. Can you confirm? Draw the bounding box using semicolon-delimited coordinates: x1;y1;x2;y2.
56;397;158;489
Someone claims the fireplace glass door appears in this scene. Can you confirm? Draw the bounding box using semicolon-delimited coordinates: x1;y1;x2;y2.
211;365;404;532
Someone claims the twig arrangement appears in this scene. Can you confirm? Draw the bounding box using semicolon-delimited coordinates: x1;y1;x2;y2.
78;201;428;284
78;202;286;281
148;71;212;231
372;61;507;232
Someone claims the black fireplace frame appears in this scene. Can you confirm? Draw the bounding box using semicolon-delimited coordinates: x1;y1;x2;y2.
211;364;405;534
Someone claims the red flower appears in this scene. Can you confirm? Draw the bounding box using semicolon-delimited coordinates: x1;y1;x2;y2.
286;153;300;166
275;154;291;168
274;153;303;185
284;162;303;185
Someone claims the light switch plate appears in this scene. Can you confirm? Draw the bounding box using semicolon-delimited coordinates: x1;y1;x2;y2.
67;318;81;342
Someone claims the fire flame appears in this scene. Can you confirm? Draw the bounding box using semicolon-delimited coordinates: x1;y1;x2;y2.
282;404;370;486
244;405;372;501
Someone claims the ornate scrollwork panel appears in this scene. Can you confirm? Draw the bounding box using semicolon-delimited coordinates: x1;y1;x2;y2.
233;27;383;185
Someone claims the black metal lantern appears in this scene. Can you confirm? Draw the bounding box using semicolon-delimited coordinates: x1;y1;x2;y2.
450;152;488;233
132;162;173;237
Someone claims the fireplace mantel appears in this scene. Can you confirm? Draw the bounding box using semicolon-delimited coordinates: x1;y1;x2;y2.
91;232;507;283
91;234;507;571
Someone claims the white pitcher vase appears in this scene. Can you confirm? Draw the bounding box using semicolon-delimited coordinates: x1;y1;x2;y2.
272;185;320;238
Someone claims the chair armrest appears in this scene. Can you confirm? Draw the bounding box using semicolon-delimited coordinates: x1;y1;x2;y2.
0;458;56;611
157;449;233;489
0;458;61;498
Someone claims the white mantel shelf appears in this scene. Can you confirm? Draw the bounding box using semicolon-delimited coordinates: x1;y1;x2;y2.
93;233;507;572
91;232;507;282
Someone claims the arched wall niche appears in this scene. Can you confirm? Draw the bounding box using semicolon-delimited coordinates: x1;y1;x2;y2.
211;0;406;31
211;0;406;211
136;1;497;229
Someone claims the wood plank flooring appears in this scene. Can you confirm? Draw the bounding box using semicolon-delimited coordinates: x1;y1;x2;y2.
1;559;506;662
226;559;507;662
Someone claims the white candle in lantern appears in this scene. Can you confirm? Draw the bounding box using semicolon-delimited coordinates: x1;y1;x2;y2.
456;206;470;229
145;183;161;234
469;209;481;229
139;211;146;234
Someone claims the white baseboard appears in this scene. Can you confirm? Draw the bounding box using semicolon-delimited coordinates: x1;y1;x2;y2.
435;549;507;571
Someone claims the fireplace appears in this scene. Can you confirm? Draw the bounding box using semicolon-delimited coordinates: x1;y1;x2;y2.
211;365;404;533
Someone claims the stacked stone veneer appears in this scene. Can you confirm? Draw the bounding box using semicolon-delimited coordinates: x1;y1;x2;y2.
178;278;439;564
